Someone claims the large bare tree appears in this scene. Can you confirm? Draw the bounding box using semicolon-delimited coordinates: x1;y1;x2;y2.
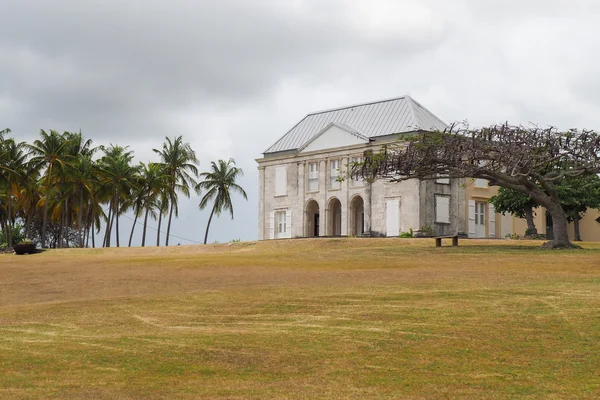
355;123;600;248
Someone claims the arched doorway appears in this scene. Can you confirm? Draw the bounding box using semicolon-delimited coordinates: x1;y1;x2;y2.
349;195;365;236
327;198;342;236
305;200;320;237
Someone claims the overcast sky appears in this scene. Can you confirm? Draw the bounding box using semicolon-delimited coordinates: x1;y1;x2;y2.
2;0;600;245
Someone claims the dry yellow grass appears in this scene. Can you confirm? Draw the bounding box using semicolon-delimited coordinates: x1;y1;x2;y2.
1;238;600;399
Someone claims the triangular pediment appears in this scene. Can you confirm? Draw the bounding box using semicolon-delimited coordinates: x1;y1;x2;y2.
300;123;370;153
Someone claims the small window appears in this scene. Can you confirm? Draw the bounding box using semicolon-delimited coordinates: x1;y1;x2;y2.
475;178;488;188
275;166;287;196
277;211;287;233
435;195;451;224
436;177;450;185
350;157;363;186
308;162;319;192
330;159;340;189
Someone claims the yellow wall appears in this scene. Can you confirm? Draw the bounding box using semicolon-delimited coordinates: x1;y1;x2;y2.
464;178;500;238
469;185;600;241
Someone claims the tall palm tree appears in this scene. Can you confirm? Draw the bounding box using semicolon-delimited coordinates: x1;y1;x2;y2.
153;136;199;246
195;159;247;244
27;130;74;247
132;162;172;247
1;139;29;247
98;145;139;247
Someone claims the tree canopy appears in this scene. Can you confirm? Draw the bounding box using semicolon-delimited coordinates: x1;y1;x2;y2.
356;123;600;248
1;129;243;249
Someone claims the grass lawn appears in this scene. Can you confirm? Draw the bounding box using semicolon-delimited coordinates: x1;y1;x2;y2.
1;238;600;399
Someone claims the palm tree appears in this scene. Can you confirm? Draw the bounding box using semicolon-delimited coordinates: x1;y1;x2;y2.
133;162;172;247
153;136;199;246
98;145;139;247
195;159;247;244
1;139;30;247
27;130;74;247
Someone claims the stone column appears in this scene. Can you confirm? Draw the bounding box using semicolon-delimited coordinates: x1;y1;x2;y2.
341;156;349;236
298;161;305;238
320;159;327;237
258;166;265;240
364;179;372;236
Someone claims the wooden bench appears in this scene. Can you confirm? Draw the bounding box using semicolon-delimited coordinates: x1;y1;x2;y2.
435;235;459;247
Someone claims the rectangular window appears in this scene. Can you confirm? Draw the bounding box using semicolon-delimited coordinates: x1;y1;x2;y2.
350;157;363;186
275;165;287;196
330;159;340;189
308;162;318;192
477;203;486;225
435;195;451;224
475;178;488;188
277;211;287;234
436;176;450;185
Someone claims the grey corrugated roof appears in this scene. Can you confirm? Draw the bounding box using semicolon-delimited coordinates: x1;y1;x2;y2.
264;95;447;154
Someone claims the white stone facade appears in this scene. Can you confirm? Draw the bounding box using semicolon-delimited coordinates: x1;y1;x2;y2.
257;96;466;240
257;140;465;240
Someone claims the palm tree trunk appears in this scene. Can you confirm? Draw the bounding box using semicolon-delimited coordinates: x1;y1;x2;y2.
166;198;174;247
24;211;32;240
0;218;6;245
115;188;121;247
7;194;12;247
128;210;138;247
42;194;49;248
203;206;217;244
142;208;150;247
156;211;163;247
103;198;113;247
77;191;84;248
59;197;69;248
65;199;71;248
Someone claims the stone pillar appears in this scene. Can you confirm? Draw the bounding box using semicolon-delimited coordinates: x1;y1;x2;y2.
364;180;372;236
320;159;327;237
298;161;305;238
258;166;265;240
341;156;349;236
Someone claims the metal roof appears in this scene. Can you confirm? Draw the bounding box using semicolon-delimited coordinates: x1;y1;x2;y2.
264;95;447;155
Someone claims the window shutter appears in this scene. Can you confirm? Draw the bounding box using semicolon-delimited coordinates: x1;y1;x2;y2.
475;179;488;188
468;200;476;238
435;196;450;224
275;166;287;196
285;211;292;238
386;199;400;237
488;204;496;238
269;212;275;240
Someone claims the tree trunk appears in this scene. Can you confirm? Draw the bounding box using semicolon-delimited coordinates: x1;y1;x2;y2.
24;212;32;240
142;208;150;247
115;188;121;248
7;194;12;247
573;214;582;242
524;206;537;236
156;211;163;247
203;206;217;245
166;193;175;247
0;218;6;247
542;203;577;249
41;194;49;248
128;210;138;247
77;191;84;248
103;198;113;247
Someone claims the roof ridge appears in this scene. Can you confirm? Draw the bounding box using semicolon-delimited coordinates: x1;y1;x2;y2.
307;95;409;117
